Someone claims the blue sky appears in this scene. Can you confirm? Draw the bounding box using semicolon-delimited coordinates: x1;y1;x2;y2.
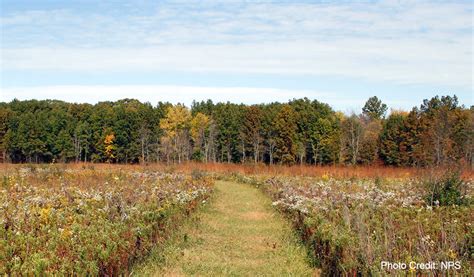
0;0;472;112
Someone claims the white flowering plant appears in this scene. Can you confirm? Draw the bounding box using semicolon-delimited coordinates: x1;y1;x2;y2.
0;166;213;275
231;173;473;276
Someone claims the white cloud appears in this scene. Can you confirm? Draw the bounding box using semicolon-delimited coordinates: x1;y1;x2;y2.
1;1;472;88
0;85;319;106
2;36;470;87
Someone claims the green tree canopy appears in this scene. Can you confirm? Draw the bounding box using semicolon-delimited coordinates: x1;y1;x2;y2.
362;96;388;120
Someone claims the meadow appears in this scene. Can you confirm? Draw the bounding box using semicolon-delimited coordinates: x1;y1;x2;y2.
0;164;213;275
1;163;472;276
229;169;473;276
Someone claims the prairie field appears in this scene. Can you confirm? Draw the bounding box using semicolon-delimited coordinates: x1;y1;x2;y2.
229;171;473;275
0;164;213;275
1;163;472;276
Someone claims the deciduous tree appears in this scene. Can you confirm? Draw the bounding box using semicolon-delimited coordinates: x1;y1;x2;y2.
241;105;263;163
274;105;297;165
159;104;192;163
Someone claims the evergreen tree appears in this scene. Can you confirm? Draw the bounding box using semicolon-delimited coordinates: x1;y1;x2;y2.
362;96;388;120
190;112;210;161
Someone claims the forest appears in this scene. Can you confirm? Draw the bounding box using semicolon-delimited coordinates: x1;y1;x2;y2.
0;95;472;167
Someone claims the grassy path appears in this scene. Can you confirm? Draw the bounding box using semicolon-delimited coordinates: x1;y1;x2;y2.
134;180;316;276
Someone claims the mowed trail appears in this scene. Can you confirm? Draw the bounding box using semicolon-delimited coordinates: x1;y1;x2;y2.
135;181;316;276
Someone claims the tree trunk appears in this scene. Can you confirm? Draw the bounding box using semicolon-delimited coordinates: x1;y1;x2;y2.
241;140;245;163
254;141;259;163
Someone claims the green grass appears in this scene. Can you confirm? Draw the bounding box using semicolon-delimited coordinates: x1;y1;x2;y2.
132;181;317;276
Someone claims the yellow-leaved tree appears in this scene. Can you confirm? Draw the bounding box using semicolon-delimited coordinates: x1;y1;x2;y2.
104;133;116;163
159;104;191;163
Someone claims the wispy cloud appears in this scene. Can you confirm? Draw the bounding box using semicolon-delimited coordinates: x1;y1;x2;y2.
2;37;470;87
1;1;472;89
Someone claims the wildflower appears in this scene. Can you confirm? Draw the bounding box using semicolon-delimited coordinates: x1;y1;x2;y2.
39;207;51;223
448;249;457;259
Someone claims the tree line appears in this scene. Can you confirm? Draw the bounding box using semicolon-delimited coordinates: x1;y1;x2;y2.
0;95;472;167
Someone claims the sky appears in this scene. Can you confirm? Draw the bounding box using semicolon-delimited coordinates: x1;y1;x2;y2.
0;0;472;112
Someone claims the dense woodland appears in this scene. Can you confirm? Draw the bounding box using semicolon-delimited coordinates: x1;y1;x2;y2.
0;95;472;167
